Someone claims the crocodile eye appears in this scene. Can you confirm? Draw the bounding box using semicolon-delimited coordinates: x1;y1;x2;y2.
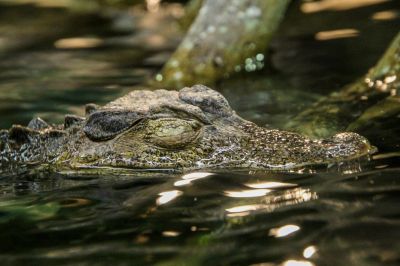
144;118;202;149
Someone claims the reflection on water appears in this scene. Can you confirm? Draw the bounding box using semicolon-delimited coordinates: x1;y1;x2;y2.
269;224;301;238
282;260;314;266
54;37;104;49
371;10;400;20
224;189;271;198
301;0;390;13
156;190;182;205
245;181;297;189
303;246;317;259
1;167;399;265
314;28;359;41
174;172;214;186
225;186;317;218
0;0;399;265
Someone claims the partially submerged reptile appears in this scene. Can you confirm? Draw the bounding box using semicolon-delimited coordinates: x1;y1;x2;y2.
0;85;374;175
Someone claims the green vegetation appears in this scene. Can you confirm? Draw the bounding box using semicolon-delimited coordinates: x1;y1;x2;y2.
286;32;400;138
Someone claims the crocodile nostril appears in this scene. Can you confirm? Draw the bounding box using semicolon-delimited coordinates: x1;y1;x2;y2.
328;132;376;159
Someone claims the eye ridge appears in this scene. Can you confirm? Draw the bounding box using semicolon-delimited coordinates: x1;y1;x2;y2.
84;110;145;142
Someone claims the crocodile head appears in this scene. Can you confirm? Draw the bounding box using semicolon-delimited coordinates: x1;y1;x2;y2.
1;85;375;173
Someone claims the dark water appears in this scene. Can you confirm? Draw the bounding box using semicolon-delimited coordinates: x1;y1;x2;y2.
0;1;400;265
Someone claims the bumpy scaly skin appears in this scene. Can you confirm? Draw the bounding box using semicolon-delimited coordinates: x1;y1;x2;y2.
0;125;65;174
0;85;373;174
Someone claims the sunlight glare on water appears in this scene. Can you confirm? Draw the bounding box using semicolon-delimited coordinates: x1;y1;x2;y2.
371;10;400;21
174;172;214;186
301;0;390;13
245;181;297;189
224;189;271;198
156;190;182;205
54;37;104;49
269;224;301;238
303;246;317;259
282;260;314;266
315;29;359;41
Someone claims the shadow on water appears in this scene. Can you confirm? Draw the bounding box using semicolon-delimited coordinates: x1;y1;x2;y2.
0;0;399;265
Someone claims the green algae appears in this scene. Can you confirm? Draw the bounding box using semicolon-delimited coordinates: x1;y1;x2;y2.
0;198;60;223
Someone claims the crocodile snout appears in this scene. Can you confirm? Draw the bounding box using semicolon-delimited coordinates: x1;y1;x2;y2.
326;132;376;160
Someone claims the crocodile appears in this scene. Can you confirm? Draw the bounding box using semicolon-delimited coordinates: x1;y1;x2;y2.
0;85;374;175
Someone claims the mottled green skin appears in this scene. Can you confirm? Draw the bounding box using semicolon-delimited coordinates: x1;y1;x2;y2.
0;85;373;175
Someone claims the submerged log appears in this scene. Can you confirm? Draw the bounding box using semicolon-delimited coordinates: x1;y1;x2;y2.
286;32;400;138
159;0;291;88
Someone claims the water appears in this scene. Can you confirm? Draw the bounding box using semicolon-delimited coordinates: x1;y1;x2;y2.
0;1;400;265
